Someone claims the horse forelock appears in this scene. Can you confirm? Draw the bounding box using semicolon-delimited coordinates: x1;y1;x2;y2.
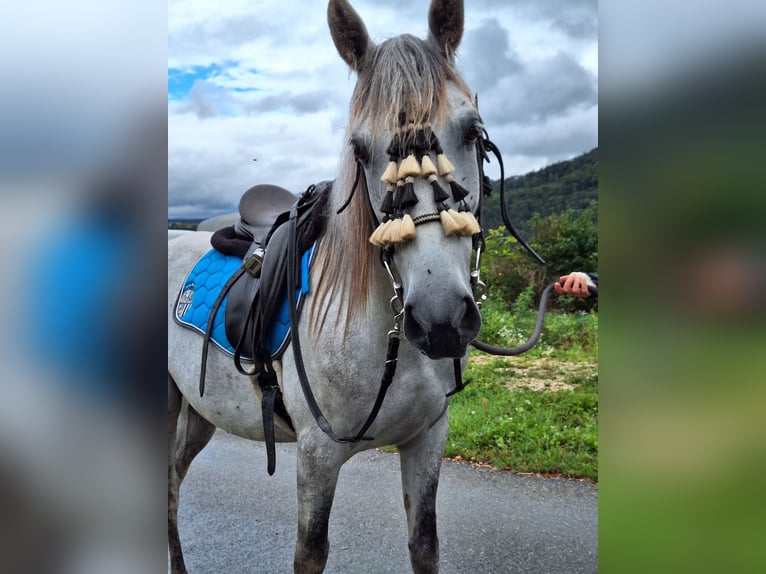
349;34;471;134
310;34;472;337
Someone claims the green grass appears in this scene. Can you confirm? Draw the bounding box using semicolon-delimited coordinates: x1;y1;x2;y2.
445;298;599;481
445;355;598;481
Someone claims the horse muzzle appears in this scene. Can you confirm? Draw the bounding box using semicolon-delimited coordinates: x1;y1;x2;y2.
402;295;482;359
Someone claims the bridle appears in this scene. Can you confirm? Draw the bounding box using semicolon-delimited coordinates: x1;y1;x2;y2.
289;120;552;444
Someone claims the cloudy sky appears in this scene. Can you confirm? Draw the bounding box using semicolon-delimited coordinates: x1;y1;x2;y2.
168;0;598;219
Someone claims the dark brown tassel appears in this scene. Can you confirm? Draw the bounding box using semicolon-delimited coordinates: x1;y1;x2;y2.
429;175;450;203
400;176;419;209
379;187;394;214
392;181;404;212
447;177;469;202
414;127;429;156
386;131;402;159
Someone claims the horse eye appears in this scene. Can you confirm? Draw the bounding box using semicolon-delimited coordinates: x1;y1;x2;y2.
465;123;483;142
349;137;369;163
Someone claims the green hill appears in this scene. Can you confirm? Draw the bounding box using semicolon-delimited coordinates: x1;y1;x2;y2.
482;147;598;235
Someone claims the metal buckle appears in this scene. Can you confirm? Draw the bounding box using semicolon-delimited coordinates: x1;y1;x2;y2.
243;248;264;277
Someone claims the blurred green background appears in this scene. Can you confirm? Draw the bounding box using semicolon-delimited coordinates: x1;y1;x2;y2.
600;31;766;573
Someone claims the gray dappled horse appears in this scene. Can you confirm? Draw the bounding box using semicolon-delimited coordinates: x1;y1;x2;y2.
168;1;486;572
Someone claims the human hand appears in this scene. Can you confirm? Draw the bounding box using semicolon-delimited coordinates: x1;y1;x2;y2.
554;272;593;297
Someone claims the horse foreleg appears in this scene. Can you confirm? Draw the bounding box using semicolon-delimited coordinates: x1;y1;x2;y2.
168;374;216;574
294;440;342;574
398;413;449;574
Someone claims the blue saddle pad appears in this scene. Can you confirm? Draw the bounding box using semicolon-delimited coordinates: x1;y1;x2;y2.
174;245;314;358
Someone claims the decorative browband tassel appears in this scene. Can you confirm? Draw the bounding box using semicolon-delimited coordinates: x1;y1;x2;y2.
382;218;401;245
399;213;416;241
438;204;464;236
369;218;391;246
399;176;419;209
379;183;394;214
420;154;437;177
457;204;481;235
445;174;469;202
397;153;421;179
436;153;455;176
429;174;450;203
381;161;399;184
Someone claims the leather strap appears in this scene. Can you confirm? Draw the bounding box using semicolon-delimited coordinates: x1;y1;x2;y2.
260;381;278;476
199;265;248;397
287;201;402;444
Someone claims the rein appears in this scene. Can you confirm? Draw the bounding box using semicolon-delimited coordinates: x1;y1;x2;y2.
287;192;406;443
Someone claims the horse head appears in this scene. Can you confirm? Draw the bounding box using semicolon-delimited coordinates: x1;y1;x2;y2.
328;0;482;359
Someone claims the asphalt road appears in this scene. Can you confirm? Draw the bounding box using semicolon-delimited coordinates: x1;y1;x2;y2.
175;431;597;573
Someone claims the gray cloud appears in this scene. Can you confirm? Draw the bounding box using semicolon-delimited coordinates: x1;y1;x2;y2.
516;52;596;122
459;18;523;93
248;89;338;115
470;0;597;40
473;51;596;129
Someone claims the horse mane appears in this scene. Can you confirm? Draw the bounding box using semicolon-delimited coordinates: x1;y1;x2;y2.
309;34;472;335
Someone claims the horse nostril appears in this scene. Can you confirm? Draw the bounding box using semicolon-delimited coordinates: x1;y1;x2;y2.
403;304;428;352
459;296;482;342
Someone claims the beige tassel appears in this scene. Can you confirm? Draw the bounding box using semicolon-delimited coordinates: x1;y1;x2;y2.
397;153;421;179
456;211;481;235
381;161;399;184
398;213;416;241
382;218;402;244
436;153;455;176
420;154;437;177
440;208;463;236
369;221;390;246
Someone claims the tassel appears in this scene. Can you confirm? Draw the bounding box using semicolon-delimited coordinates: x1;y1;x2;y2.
445;175;469;202
392;180;404;211
386;132;402;158
439;208;464;236
379;184;394;214
399;176;419;209
369;220;390;246
456;210;481;236
398;213;416;241
420;155;437;177
381;217;402;245
381;161;399;184
436;153;455;176
397;153;421;179
427;130;440;153
429;175;450;203
414;127;429;156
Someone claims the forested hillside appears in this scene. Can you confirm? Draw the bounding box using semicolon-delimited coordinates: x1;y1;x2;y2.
482;147;598;234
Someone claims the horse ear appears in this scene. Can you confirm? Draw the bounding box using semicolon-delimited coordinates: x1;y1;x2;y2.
327;0;374;72
427;0;464;59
